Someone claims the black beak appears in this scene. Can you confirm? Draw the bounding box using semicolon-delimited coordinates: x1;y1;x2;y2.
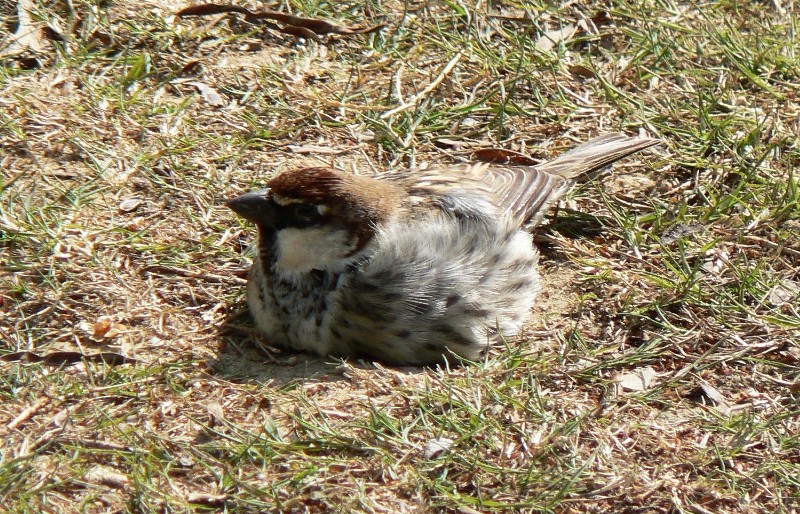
226;189;277;228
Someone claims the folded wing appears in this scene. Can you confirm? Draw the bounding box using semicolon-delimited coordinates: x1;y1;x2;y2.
481;133;660;227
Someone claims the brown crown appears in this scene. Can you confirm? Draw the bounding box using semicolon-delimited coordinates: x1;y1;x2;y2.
267;167;403;250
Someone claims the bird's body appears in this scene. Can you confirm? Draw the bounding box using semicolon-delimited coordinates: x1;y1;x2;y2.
228;133;659;365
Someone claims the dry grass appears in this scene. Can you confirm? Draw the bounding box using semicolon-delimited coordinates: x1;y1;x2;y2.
1;0;799;512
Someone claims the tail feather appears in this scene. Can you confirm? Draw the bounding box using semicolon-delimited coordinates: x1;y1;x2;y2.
484;133;660;227
536;133;661;179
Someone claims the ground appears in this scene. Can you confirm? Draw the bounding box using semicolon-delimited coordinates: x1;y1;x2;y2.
1;0;798;512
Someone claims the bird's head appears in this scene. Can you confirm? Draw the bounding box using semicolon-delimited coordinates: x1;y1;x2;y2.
227;167;402;273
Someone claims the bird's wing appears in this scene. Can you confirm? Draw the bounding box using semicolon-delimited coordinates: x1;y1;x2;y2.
381;133;659;227
480;133;661;227
393;171;503;222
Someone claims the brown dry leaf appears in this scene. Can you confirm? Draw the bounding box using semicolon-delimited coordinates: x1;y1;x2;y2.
176;4;387;38
473;148;539;166
92;317;113;339
433;138;466;150
278;24;322;42
206;402;225;424
1;0;46;58
569;64;595;79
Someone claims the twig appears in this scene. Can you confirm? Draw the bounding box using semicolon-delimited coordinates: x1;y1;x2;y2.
743;235;800;259
54;437;132;452
380;53;463;119
8;399;48;430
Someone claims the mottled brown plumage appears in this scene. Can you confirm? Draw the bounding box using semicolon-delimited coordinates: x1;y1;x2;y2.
228;133;659;365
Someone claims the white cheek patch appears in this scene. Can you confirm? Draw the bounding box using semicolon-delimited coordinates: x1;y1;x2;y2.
275;227;357;273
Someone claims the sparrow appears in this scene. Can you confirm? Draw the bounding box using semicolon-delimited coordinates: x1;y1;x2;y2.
227;133;659;365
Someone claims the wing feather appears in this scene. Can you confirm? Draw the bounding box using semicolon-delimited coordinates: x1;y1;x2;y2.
481;133;660;226
384;133;660;228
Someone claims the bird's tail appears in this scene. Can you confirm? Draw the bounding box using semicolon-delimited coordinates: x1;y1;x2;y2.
487;133;660;227
536;132;661;179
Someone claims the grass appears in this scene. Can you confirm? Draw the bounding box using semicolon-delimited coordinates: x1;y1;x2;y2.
1;0;798;512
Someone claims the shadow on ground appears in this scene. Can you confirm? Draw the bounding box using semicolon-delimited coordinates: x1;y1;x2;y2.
210;314;341;386
209;309;429;388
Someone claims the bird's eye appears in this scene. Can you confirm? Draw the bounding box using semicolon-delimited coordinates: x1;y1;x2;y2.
293;204;319;223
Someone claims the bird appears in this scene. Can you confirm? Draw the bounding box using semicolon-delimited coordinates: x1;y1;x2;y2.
227;133;659;366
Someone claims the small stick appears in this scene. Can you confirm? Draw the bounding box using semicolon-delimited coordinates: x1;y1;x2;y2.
381;53;462;119
8;398;48;431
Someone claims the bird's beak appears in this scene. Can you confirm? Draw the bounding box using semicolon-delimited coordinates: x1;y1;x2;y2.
226;189;277;228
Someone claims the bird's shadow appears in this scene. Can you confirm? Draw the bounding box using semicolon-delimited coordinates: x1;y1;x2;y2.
542;209;608;240
210;308;428;388
208;308;347;387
